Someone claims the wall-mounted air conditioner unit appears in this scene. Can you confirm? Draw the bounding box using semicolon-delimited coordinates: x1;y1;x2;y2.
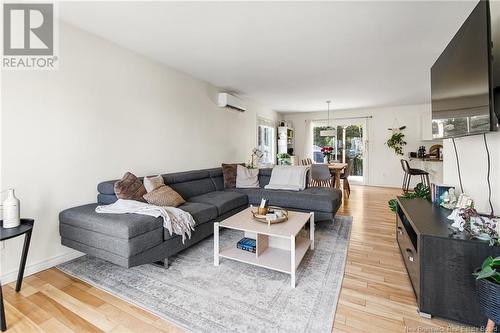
218;93;246;112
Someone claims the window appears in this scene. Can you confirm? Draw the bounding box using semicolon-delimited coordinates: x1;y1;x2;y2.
257;124;275;165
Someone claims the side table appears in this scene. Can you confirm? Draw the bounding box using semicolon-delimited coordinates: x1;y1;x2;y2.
0;219;34;332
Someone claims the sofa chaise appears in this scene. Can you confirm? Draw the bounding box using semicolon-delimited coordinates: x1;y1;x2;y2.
59;167;342;268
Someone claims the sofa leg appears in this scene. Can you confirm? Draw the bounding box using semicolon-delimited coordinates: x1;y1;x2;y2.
153;257;170;269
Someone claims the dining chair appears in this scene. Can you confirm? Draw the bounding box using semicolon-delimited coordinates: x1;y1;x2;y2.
340;160;353;198
400;159;430;192
310;164;333;187
306;158;313;165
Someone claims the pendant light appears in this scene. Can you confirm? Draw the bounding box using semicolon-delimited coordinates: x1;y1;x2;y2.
320;100;336;137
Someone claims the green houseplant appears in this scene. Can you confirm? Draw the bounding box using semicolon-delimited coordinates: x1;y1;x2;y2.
276;153;291;165
474;256;500;332
386;128;407;156
388;183;431;212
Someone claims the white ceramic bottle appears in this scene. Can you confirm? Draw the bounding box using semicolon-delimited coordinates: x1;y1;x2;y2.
3;189;20;228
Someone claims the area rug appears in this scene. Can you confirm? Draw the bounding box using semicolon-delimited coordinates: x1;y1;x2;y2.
57;215;352;333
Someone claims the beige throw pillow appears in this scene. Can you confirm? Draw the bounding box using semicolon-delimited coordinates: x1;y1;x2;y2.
144;175;165;193
143;185;185;207
236;165;260;188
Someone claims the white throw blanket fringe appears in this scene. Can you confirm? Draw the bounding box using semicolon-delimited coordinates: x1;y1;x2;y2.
95;199;195;243
264;165;309;191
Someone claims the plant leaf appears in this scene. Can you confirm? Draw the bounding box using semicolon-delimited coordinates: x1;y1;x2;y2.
476;266;496;280
482;256;494;270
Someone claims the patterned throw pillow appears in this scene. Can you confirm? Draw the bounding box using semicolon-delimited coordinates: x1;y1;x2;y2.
144;175;165;193
143;185;185;207
222;163;245;189
114;172;146;202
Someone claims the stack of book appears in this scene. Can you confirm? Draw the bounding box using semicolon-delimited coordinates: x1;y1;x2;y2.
236;237;256;253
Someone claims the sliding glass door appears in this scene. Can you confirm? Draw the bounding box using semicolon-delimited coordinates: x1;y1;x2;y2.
312;119;367;184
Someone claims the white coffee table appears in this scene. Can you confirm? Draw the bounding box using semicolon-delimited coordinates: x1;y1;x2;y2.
214;207;314;288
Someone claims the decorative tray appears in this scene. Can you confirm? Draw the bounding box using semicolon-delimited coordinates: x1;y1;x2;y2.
251;206;289;224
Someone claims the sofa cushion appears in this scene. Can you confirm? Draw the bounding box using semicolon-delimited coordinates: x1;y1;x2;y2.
162;170;215;199
188;191;248;215
59;204;162;239
60;223;163;257
98;170;217;199
177;202;218;225
225;188;267;206
164;202;218;240
228;187;342;213
97;193;118;205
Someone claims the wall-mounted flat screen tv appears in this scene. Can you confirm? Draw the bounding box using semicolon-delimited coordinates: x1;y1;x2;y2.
431;0;500;139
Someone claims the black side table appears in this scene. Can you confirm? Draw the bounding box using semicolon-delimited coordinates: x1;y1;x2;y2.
0;219;34;332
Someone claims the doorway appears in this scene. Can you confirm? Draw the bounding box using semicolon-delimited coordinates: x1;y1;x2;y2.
312;118;367;184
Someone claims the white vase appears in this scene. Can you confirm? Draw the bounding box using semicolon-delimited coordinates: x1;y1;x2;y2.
323;156;329;164
3;189;20;228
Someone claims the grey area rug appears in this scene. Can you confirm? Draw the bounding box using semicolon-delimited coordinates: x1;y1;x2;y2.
58;215;352;333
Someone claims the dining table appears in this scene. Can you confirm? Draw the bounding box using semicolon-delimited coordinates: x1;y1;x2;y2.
327;163;348;189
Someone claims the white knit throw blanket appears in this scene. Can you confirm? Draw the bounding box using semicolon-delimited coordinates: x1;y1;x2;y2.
264;165;309;191
95;199;195;243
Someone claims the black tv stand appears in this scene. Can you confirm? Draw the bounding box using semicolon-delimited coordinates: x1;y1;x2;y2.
396;197;500;327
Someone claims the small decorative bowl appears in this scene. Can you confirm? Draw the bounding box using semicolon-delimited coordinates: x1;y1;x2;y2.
252;206;289;224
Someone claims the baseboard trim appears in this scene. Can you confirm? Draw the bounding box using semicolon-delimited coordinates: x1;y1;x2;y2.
1;250;84;285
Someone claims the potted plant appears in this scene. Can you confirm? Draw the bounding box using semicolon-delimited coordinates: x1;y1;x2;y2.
320;146;334;163
385;127;407;156
474;256;500;332
388;183;431;212
276;153;290;165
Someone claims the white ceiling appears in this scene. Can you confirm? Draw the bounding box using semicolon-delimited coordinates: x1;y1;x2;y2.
60;1;478;112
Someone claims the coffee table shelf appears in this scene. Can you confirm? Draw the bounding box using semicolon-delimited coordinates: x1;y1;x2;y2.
214;207;314;288
219;236;311;274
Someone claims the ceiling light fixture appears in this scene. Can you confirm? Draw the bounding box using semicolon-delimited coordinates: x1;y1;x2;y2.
320;100;336;137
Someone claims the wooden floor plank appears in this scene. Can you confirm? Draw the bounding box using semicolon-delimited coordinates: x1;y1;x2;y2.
39;284;116;332
2;285;52;325
61;285;106;308
28;291;103;333
39;318;76;333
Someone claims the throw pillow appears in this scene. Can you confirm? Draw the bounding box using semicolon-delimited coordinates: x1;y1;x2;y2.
236;165;260;188
144;175;165;193
222;163;244;189
143;185;185;207
114;172;146;202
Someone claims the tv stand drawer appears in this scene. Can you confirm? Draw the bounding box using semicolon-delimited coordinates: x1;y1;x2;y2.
396;209;420;305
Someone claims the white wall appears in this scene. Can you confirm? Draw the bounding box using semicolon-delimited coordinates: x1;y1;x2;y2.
443;132;500;215
0;23;278;282
283;104;442;188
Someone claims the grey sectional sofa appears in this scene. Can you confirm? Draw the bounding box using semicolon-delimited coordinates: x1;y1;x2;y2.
59;167;342;268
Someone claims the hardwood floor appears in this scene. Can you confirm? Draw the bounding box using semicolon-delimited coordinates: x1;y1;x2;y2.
332;185;460;333
2;185;459;333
